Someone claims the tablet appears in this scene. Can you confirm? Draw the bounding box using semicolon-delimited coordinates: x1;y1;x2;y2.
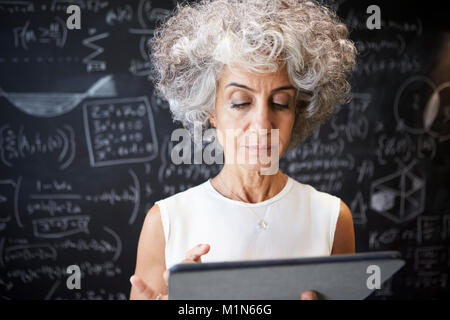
168;251;405;300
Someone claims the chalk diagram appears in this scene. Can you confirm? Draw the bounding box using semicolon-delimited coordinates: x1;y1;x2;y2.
370;159;425;224
0;75;116;117
83;96;159;167
0;124;76;170
128;0;172;78
157;135;221;195
1;11;117;117
394;76;450;142
0;179;16;232
349;191;368;225
7;169;140;237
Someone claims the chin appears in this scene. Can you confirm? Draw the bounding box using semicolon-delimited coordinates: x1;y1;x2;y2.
240;162;279;175
223;145;283;174
238;152;281;175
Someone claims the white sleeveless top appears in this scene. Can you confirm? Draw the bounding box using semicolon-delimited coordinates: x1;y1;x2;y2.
155;176;341;269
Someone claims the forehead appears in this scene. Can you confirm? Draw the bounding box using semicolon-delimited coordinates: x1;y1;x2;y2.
218;63;291;87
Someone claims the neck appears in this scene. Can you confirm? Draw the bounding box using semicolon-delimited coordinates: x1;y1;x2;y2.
212;165;288;203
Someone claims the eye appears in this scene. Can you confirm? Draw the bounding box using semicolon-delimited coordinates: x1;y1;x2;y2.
271;93;291;110
230;102;250;109
272;102;290;109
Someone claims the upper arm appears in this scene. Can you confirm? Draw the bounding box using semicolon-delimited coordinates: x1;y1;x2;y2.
129;204;167;299
331;200;355;255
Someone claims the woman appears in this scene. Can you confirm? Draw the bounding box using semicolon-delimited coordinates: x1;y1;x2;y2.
130;0;357;300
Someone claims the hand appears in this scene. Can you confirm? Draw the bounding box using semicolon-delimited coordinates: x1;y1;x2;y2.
300;290;319;300
129;274;168;300
163;243;211;288
130;243;211;300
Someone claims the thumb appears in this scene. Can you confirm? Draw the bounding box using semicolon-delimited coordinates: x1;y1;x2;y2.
185;243;210;262
300;290;318;300
194;243;210;262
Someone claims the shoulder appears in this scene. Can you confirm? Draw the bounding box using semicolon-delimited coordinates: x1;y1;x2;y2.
331;199;355;254
337;200;353;226
142;203;164;240
287;176;354;253
291;177;346;226
135;202;165;269
153;180;210;237
289;176;340;205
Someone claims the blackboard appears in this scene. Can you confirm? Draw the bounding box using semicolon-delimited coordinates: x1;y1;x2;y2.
0;0;448;300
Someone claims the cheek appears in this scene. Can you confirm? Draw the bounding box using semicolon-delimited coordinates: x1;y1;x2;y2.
275;117;295;151
277;111;295;135
214;99;235;124
214;118;243;150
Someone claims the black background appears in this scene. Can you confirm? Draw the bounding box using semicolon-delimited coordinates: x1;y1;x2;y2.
0;0;449;300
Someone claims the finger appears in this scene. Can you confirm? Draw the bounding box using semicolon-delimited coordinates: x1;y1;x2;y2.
163;244;211;290
300;290;318;300
185;243;210;262
130;275;158;300
185;243;210;261
180;257;199;264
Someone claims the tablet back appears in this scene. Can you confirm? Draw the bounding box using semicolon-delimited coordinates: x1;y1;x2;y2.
168;252;405;300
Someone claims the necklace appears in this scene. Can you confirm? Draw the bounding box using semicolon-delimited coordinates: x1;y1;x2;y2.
216;174;272;231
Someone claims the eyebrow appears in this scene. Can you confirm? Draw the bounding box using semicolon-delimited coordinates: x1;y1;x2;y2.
225;82;296;93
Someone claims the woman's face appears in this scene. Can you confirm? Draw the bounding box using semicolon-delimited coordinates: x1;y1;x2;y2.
210;64;296;173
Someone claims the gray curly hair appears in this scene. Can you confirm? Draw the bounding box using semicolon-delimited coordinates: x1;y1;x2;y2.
150;0;357;150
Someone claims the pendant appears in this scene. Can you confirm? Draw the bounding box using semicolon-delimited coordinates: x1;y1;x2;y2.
257;219;268;231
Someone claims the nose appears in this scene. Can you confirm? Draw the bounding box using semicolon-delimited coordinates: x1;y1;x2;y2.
242;100;274;147
249;99;273;135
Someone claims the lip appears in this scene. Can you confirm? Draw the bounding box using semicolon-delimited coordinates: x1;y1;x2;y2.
244;145;271;150
243;146;272;156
